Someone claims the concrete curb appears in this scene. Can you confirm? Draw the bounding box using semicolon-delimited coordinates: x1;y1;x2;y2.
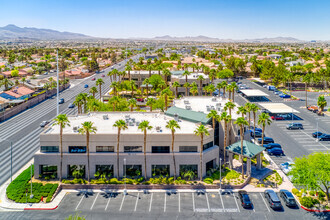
300;205;330;213
24;206;58;211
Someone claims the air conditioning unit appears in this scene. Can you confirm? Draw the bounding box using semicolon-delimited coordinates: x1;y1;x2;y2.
136;121;140;126
212;97;217;102
131;118;136;123
156;126;161;131
103;114;109;120
129;122;134;126
125;115;130;119
73;126;79;132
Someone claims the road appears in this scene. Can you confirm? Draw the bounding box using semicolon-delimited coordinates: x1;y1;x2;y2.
0;53;144;186
1;191;328;220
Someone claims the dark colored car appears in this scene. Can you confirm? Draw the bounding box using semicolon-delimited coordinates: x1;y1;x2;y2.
249;126;262;132
257;137;274;145
264;189;282;210
280;190;297;207
312;131;323;138
263;143;282;150
250;130;262;138
84;84;89;88
280;94;291;98
91;77;96;81
267;147;284;156
68;103;75;108
318;134;330;141
238;190;252;208
59;98;64;104
286;123;303;130
40;121;49;127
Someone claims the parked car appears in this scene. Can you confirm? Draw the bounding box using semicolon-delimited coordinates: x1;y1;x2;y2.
280;190;297;207
307;105;318;113
257;137;274;145
271;115;284;120
263;85;268;88
238;190;252;208
273;90;280;95
279;94;291;98
263;143;282;150
101;74;105;77
279;161;294;174
136;98;144;102
264;190;282;210
268;85;276;91
312;131;323;138
318;134;330;141
68;103;75;108
59;98;64;104
84;84;89;88
250;130;262;138
278;92;284;96
91;77;96;81
40;121;49;127
267;147;284;156
286;123;303;130
249;126;262;132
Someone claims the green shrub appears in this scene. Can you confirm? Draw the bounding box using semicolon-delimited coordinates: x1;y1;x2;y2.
225;170;240;180
300;196;314;208
203;178;213;184
309;191;315;196
292;188;299;195
317;191;326;199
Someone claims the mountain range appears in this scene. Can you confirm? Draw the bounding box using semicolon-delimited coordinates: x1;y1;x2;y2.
0;25;308;43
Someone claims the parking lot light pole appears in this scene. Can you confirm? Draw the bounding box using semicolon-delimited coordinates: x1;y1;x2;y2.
123;158;127;195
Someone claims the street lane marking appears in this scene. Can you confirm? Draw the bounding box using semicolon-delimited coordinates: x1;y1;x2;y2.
192;192;195;212
219;191;225;209
149;193;153;212
134;192;139;212
119;194;125;211
260;193;271;212
90;192;99;210
75;195;84;210
232;192;240;212
164;192;166;212
178;192;181;212
105;193;111;211
300;130;329;150
205;193;210;212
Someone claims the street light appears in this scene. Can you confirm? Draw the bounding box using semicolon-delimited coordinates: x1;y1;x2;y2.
0;138;13;182
123;158;127;195
219;158;222;192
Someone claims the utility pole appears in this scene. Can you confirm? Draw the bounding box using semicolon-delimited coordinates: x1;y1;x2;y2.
56;50;59;116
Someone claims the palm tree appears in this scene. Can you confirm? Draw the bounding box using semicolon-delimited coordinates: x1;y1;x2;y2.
110;95;120;111
234;117;249;178
146;65;153;77
166;120;180;180
197;75;205;95
220;112;231;161
229;82;238;102
125;64;132;81
183;82;191;96
226;84;233;100
161;87;172;111
146;98;156;112
74;94;83;114
89;87;98;98
138;121;153;180
107;70;113;83
250;104;260;141
113;120;128;178
53;114;70;182
317;95;327;112
224;101;236;117
220;81;228;98
110;81;119;96
190;86;198;96
172;81;180;98
194;124;210;181
244;103;252;129
182;70;190;83
207;110;219;130
0;78;14;90
237;106;248;118
162;68;171;85
21;77;26;86
128;98;136;111
302;73;312;108
129;80;136;98
143;78;150;97
96;78;104;101
78;121;97;183
258;113;272;148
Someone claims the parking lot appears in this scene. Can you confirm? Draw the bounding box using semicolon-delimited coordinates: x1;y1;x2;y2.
55;190;310;219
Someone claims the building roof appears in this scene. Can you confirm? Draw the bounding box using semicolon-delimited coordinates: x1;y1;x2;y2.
226;140;265;158
240;89;269;97
165;106;211;124
4;86;35;99
259;103;299;114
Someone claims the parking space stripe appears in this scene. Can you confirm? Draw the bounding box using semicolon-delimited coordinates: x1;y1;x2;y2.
164;192;166;212
205;193;210;212
232;193;240;212
149;193;153;212
105;193;111;211
259;193;270;212
75;195;84;210
134;192;139;212
300;130;329;150
119;194;125;211
219;191;224;209
192;192;195;212
178;192;181;212
90;192;99;210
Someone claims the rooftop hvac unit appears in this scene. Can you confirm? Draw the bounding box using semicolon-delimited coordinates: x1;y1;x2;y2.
73;126;79;132
216;103;222;107
103;114;109;120
184;100;189;104
131;118;136;123
212;97;217;102
211;106;215;110
156;126;161;131
136;121;140;126
129;122;134;126
217;107;221;111
125;115;130;119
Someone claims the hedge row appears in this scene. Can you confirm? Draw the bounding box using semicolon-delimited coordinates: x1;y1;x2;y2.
6;165;58;203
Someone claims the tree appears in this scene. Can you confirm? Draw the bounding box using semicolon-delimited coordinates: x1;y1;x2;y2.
161;87;172;111
146;98;156;112
229;82;238;102
95;78;104;101
190;86;198;96
162;68;171;85
143;78;150;97
138;121;153;180
250;104;260;141
146;65;153;77
53;114;70;182
219;81;228;98
236;106;248;118
182;70;190;83
224;101;236;144
302;73;312;108
244;103;252;129
129;80;136;98
258;113;272;148
78;121;97;183
317;95;327;112
197;75;205;95
110;81;119;96
194;124;210;181
125;64;132;81
166;120;181;180
207;110;219;130
172;81;180;98
220;112;231;161
128;98;136;111
113;120;128;178
289;152;330;202
234;117;249;178
11;70;19;77
89;87;98;98
21;77;26;86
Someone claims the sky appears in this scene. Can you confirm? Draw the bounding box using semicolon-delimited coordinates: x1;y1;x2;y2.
0;0;329;40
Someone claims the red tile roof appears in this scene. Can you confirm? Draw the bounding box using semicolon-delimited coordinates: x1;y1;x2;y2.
5;86;34;98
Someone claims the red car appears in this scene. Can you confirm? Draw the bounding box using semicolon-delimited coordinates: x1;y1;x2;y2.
91;77;96;81
271;116;284;120
136;98;144;102
101;74;105;77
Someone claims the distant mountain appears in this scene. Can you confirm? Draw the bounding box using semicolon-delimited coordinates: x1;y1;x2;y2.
152;35;220;42
0;25;93;40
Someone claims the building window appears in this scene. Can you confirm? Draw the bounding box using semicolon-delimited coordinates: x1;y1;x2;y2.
40;146;59;153
39;165;57;178
124;146;142;152
152;165;170;177
67;165;85;178
152;146;170;153
95;165;113;178
123;165;142;177
96;146;114;152
69;146;86;153
179;146;197;152
180;165;198;180
203;141;214;151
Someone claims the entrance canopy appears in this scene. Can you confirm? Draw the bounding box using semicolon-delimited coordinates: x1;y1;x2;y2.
259;103;299;114
241;89;269;97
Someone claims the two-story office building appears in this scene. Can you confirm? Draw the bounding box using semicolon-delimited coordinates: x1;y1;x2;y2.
34;112;219;180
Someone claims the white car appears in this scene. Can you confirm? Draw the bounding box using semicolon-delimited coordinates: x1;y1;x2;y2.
279;161;294;174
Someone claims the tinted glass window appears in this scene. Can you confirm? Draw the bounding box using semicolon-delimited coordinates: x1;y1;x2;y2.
96;146;114;152
179;146;197;152
152;146;170;153
203;141;214;151
40;146;59;153
124;146;142;152
69;146;86;153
